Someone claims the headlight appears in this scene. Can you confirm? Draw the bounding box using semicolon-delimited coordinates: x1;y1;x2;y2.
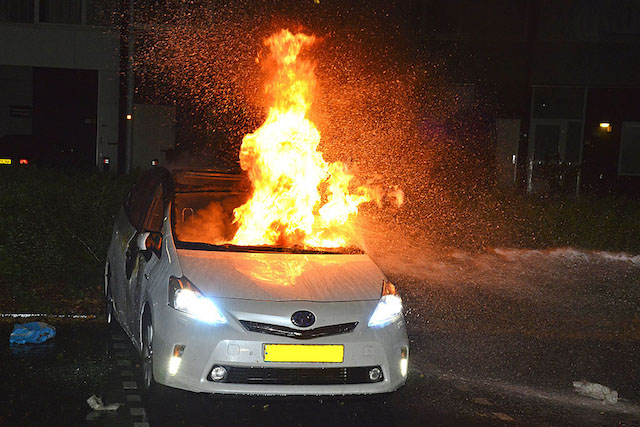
168;276;227;324
368;281;403;328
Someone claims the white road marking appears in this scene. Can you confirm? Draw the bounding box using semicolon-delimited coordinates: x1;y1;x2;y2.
122;381;138;390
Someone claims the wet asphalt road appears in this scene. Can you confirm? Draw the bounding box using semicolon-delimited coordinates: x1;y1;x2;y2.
1;319;639;426
2;248;640;426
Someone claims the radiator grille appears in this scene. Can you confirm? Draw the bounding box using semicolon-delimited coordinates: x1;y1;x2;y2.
239;320;358;340
211;366;383;385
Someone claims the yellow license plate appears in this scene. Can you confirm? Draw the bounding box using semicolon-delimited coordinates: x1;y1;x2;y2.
0;158;11;165
263;344;344;363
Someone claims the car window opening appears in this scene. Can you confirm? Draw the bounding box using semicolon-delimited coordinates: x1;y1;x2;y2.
171;172;363;255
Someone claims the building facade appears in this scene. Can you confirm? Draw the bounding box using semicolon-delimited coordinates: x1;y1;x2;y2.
0;0;174;171
408;0;640;195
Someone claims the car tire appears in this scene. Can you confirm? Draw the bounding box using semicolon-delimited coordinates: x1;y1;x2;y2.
142;314;155;390
142;312;169;399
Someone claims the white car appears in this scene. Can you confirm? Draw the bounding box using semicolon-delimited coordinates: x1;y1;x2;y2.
105;167;409;396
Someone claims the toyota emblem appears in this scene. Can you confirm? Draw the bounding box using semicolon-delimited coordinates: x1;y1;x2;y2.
291;310;315;328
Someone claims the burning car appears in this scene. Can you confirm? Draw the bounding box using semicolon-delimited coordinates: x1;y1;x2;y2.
106;29;408;396
105;167;408;396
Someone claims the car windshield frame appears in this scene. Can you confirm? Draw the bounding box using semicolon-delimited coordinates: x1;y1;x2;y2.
169;171;364;255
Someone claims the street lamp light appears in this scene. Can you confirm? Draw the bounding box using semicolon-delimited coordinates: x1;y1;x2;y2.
599;122;612;133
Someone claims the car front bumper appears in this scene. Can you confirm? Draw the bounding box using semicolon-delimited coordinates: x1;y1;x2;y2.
151;301;409;396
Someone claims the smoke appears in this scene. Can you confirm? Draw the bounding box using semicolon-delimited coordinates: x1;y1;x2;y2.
176;199;242;245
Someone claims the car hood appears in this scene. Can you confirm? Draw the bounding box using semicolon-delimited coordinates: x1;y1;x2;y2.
176;249;385;302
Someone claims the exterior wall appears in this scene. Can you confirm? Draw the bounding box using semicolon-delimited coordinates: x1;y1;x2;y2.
0;21;120;168
527;1;640;194
0;65;33;137
132;104;175;170
495;118;520;189
97;69;119;167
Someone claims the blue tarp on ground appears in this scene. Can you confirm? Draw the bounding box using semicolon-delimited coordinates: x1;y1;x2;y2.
9;322;56;344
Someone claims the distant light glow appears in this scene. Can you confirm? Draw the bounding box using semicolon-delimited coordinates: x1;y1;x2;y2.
0;158;12;165
19;158;28;165
103;157;110;165
126;114;132;120
151;159;158;166
599;122;610;128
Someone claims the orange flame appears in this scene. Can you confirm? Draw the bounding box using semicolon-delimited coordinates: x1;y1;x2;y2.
232;29;378;248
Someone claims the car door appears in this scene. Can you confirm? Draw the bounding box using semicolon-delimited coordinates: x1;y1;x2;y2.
110;188;141;328
127;183;165;345
114;175;159;337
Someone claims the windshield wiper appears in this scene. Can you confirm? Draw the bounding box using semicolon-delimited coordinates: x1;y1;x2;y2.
176;241;363;254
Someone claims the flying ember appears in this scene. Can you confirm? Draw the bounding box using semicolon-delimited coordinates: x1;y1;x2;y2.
231;29;385;249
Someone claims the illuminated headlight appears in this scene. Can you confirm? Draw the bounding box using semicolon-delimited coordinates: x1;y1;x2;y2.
168;276;227;324
368;294;403;328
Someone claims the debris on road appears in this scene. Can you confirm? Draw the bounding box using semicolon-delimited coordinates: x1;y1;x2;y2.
9;322;56;344
572;381;619;404
472;397;493;406
86;394;122;411
492;412;516;422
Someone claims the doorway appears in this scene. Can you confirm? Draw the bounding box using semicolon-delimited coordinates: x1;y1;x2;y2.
32;67;98;170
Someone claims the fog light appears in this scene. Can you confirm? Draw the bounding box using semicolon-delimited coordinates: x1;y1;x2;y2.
400;346;409;377
210;366;227;382
168;345;185;376
368;367;382;382
168;357;181;376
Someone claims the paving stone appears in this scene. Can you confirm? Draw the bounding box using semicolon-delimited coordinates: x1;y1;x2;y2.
130;407;146;417
122;381;138;390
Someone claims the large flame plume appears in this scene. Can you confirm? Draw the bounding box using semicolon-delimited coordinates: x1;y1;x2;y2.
232;29;382;248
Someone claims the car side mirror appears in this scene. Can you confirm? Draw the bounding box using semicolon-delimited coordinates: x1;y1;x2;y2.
137;231;163;259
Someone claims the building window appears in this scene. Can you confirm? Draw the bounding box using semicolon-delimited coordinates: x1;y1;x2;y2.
0;0;34;23
421;0;526;36
86;0;117;26
619;122;640;176
39;0;82;24
599;0;640;36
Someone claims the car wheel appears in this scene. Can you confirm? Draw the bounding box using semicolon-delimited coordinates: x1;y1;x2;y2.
142;317;154;392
